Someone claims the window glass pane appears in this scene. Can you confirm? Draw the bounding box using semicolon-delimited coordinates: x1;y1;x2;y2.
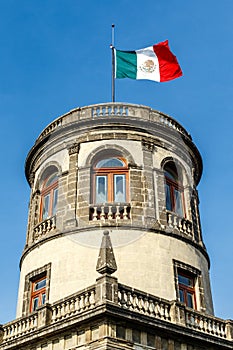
178;274;193;287
165;170;176;181
42;194;50;220
45;173;58;187
165;184;172;211
42;293;46;305
96;176;107;203
34;278;46;291
179;289;185;303
187;292;194;308
114;174;126;202
96;158;124;168
52;188;58;216
174;189;183;216
32;297;39;311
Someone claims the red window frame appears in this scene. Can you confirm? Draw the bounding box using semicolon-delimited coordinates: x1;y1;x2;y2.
165;176;185;216
40;174;58;221
92;157;129;203
178;271;196;309
30;275;47;312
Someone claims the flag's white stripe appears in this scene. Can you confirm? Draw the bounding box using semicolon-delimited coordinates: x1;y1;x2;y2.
136;46;160;82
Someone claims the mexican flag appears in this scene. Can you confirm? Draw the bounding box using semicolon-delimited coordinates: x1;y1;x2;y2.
115;40;182;82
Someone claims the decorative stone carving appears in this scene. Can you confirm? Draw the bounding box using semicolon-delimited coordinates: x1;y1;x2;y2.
68;143;80;155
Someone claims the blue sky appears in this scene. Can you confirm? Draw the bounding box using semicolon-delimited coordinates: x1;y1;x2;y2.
0;0;233;323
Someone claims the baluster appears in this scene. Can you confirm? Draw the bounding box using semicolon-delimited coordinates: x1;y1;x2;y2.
173;215;178;229
108;206;113;220
115;205;120;220
100;206;105;221
80;294;85;311
143;297;149;314
92;107;97;117
178;217;183;232
42;222;46;234
123;206;128;220
168;213;173;227
126;291;132;308
85;292;90;309
138;296;143;313
182;220;187;234
52;306;57;322
154;302;159;318
131;293;138;310
116;105;121;115
186;222;191;235
38;224;42;236
159;303;164;319
110;105;115;115
51;216;56;229
75;296;80;313
122;106;127;115
57;305;62;320
148;299;154;315
164;304;170;320
99;106;103;116
120;290;127;306
90;290;95;308
47;218;51;231
220;323;226;337
198;315;204;331
61;302;66;318
70;298;75;314
66;300;71;316
93;207;98;221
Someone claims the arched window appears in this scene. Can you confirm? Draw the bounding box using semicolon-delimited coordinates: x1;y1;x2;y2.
40;172;58;221
164;162;185;217
92;157;128;204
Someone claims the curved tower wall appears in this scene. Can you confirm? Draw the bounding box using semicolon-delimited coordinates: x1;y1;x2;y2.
16;103;214;317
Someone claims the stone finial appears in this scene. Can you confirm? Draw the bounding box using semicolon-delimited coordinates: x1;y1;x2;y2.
96;230;117;275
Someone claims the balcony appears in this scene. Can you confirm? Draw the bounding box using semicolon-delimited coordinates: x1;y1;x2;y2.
89;203;131;221
1;278;232;348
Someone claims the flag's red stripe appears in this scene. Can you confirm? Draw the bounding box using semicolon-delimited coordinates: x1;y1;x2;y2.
153;40;182;82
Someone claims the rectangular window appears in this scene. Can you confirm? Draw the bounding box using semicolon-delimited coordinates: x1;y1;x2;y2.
30;276;47;312
114;174;126;202
96;176;107;203
178;271;196;308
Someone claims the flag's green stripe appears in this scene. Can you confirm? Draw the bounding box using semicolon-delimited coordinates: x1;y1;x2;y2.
116;50;137;79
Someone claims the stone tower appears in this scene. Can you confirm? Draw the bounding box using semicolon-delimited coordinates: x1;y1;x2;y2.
1;103;232;350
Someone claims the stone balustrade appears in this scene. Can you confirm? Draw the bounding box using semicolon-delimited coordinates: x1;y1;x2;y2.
92;104;128;117
39;117;63;140
33;216;56;241
166;211;193;237
1;281;232;345
36;103;191;143
185;309;227;338
51;286;96;323
2;314;38;342
118;284;171;321
89;204;131;221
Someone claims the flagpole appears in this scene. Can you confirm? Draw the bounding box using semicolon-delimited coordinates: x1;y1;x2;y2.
110;24;115;102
